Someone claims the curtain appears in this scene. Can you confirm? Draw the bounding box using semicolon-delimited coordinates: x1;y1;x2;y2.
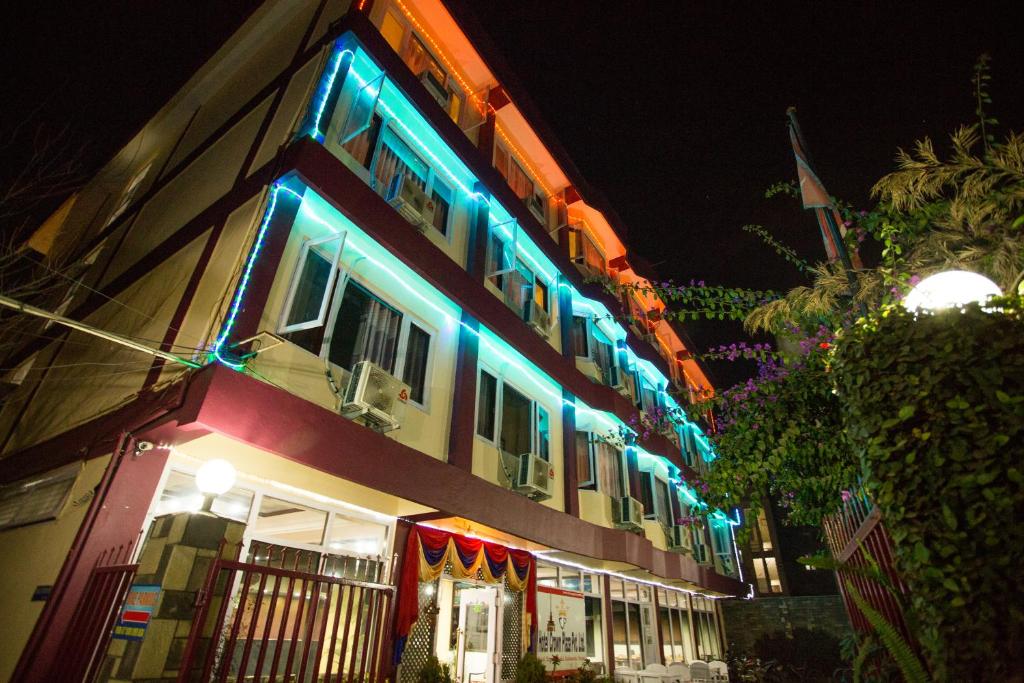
402;324;430;403
351;298;402;372
394;526;536;663
597;441;624;499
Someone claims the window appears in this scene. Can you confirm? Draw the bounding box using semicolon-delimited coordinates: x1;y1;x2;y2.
476;371;551;461
569;228;606;275
476;370;498;440
611;578;653;669
594;339;619;387
400;33;465;125
572;316;590;357
281;269;434;407
576;431;625;499
753;556;783;594
430;179;453;236
0;463;79;531
640;471;672;525
507;159;534;201
486;232;548;323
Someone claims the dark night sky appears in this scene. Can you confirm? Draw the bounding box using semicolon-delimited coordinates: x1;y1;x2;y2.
4;1;1021;387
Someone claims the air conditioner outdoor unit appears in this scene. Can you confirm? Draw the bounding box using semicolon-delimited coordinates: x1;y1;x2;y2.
341;360;409;432
613;496;645;533
604;366;630;396
526;300;550;338
668;525;692;552
525;193;545;222
513;452;553;501
419;71;450;109
385;173;434;231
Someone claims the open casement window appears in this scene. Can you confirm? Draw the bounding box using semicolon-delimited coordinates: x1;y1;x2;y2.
280;233;348;334
476;371;550;461
568;227;606;274
640;471;673;525
372;126;429;194
576;431;625;498
592;326;619;387
0;462;80;531
340;73;385;145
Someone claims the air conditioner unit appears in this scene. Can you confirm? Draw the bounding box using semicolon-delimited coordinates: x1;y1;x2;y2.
525;193;545;222
385;173;435;231
341;360;410;432
667;525;692;552
419;70;450;108
526;300;550;338
612;496;645;533
513;452;553;501
604;366;630;397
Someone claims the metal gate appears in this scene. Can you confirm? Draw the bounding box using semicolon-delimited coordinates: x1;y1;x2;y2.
822;491;912;641
50;545;139;682
178;544;395;682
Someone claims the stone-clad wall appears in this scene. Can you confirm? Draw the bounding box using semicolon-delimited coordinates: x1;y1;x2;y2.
721;595;852;654
100;512;245;682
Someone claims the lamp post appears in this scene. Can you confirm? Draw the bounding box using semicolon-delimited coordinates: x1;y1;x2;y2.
195;459;237;513
902;270;1002;313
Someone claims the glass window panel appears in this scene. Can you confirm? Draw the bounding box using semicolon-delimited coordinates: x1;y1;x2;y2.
326;512;389;559
585;596;603;660
154;470;253;523
402;322;431;404
611;600;628;669
572;316;590;357
626;602;643;668
476;370;497;440
284;247;333;332
757;510;774;551
328;282;402;372
609;577;624;600
340;73;384;144
576;431;595;488
430;180;452;236
252;496;327;546
583;573;596;595
500;383;532;456
766;557;782;592
625;583;639;602
537;563;559;587
560;569;581;592
659;607;674;664
535;405;550;461
596;441;624;499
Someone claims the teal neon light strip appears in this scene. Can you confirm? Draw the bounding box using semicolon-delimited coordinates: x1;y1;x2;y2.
210;182;289;369
309;47;354;140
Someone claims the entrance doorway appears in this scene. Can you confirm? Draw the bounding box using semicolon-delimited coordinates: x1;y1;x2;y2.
434;579;502;683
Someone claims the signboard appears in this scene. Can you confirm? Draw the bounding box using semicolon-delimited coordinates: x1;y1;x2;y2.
536;585;587;672
111;584;161;641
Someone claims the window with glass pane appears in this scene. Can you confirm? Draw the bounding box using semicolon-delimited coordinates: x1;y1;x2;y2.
626;602;644;667
500;383;532;456
536;563;559;587
282;234;345;338
154;470;253;523
534;280;548;311
594;340;617;386
402;322;431;403
560;569;580;591
476;370;497;440
252;496;327;546
596;440;624;499
576;432;595;488
655;478;672;525
507;158;534;200
373;127;428;193
659;607;674;664
572;316;590;357
342;113;382;169
430;180;452;236
585;596;603;660
326;512;389;558
341;73;384;144
535;405;550;461
611;600;628;668
487;233;510;288
494;146;509;180
328;282;403;372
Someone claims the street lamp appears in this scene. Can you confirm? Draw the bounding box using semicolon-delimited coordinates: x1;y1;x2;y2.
195;459;237;513
902;270;1002;313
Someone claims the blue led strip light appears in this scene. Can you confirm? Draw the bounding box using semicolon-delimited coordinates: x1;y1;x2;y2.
309;46;355;141
210;183;292;369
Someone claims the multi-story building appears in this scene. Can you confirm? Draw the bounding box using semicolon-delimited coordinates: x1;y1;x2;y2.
0;1;746;681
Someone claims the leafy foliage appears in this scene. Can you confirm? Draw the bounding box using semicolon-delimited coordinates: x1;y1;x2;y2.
831;298;1024;681
417;656;454;683
843;581;929;683
514;653;549;683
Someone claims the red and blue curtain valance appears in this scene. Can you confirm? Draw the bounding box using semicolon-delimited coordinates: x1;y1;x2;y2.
394;525;537;661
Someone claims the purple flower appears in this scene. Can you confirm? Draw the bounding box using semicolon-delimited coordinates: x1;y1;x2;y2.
841;490;853;503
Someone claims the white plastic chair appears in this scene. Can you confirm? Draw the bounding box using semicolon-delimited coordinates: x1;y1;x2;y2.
616;667;641;683
708;660;728;682
688;661;711;683
667;662;692;682
639;663;669;683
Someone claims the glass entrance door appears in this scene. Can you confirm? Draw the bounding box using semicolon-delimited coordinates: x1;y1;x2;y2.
456;587;498;683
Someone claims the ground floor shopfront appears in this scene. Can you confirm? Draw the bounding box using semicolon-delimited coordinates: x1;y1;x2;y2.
0;365;742;682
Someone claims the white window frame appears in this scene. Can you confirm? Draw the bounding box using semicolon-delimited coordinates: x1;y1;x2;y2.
278;233;347;334
474;367;551;462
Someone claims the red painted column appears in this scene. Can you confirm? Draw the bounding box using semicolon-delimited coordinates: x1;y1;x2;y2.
13;434;171;683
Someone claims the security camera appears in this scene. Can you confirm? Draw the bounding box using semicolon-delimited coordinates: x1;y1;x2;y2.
135;441;154;452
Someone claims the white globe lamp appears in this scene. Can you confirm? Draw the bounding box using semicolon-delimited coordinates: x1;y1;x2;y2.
195;459;237;513
902;270;1001;313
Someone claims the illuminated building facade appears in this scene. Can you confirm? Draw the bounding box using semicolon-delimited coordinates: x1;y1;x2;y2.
0;1;747;680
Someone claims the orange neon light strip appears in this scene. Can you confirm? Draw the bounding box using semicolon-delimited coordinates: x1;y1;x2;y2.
388;0;707;388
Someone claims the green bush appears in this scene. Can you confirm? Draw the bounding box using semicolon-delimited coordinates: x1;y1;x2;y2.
417;656;453;683
515;653;549;683
832;298;1024;681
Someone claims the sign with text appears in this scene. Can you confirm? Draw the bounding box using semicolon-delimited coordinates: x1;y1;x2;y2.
111;584;161;641
537;585;587;672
